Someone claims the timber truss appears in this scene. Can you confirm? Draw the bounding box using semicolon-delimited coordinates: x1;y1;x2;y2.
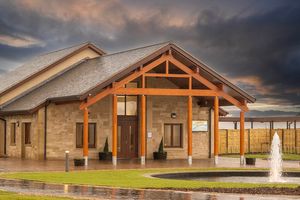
80;53;248;111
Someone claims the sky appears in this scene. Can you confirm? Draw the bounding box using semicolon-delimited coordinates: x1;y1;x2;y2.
0;0;299;117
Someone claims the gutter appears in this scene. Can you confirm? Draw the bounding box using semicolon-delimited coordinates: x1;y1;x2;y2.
0;117;6;155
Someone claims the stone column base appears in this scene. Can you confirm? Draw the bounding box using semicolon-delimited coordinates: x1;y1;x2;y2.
214;155;218;165
84;156;88;166
188;155;192;165
240;155;245;165
141;156;145;165
112;156;117;166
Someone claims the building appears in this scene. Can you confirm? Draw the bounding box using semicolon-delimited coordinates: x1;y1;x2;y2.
0;42;255;165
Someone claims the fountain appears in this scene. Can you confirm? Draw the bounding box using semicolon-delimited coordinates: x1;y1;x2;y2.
154;132;300;185
269;132;284;182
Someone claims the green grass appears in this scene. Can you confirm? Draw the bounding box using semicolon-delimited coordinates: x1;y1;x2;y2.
1;168;299;190
221;153;300;160
0;190;78;200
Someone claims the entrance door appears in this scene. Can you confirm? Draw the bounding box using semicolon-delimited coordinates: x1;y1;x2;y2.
117;116;138;159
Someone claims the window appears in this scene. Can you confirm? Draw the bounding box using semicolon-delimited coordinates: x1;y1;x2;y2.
10;123;16;145
117;82;138;116
76;123;96;148
23;123;31;145
164;124;182;148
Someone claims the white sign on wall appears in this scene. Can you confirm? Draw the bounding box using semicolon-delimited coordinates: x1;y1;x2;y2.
147;132;152;138
192;120;208;132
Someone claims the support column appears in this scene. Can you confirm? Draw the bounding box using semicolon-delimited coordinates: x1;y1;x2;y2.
187;96;192;165
140;95;146;165
240;111;245;165
112;95;117;166
213;96;219;165
83;107;89;166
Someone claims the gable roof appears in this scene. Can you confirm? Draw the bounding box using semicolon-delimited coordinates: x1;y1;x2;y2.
0;42;169;113
0;41;255;115
0;42;105;96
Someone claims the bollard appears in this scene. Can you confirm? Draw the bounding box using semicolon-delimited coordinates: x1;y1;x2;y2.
65;151;69;172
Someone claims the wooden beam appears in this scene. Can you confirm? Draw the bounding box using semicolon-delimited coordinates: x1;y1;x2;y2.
113;88;217;96
140;95;146;165
166;60;169;74
112;95;117;165
83;107;89;165
189;76;192;90
144;73;190;78
214;96;219;163
167;56;249;112
187;96;192;165
80;55;168;110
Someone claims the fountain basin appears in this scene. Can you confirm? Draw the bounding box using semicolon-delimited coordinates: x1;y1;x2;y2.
152;171;300;184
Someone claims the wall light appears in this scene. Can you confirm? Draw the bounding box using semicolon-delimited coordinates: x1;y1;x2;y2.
171;113;177;119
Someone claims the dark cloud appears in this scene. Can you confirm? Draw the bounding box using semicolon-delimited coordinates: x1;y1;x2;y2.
0;0;299;115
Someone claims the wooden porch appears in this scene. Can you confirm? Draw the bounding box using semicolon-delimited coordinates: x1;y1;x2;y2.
78;49;249;166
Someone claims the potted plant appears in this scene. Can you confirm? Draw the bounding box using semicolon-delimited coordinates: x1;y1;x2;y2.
74;158;85;166
245;157;256;165
99;137;112;160
153;138;167;160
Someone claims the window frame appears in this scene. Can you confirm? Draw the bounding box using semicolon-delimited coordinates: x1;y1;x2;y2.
10;123;16;145
164;123;183;148
76;123;97;148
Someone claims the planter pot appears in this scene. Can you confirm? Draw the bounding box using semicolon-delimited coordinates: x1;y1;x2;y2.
99;152;112;161
74;158;85;166
153;152;167;160
246;157;256;165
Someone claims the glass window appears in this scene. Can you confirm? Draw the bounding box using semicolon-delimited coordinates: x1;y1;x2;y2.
76;123;96;148
10;123;16;145
126;96;137;116
117;82;138;116
24;123;31;145
164;125;172;147
76;123;83;148
117;96;125;115
164;124;182;148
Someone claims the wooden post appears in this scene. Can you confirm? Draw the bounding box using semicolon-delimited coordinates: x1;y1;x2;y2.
140;95;146;165
83;107;89;166
112;95;117;166
295;121;297;154
214;96;219;164
234;122;237;129
187;96;193;165
248;129;251;153
240;111;245;165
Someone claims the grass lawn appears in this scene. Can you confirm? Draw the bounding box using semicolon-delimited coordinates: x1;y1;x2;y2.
221;153;300;160
0;190;78;200
1;168;300;190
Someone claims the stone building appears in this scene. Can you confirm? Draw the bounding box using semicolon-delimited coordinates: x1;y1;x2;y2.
0;42;255;165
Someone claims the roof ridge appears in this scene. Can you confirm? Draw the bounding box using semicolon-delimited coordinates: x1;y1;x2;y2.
39;41;90;56
103;41;171;57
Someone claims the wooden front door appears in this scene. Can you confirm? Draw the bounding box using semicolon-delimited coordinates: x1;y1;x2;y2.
117;116;138;159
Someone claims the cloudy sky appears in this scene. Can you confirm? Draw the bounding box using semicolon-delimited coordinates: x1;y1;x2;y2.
0;0;299;116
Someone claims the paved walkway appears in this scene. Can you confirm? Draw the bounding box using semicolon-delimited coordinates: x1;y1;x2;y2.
0;157;299;172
